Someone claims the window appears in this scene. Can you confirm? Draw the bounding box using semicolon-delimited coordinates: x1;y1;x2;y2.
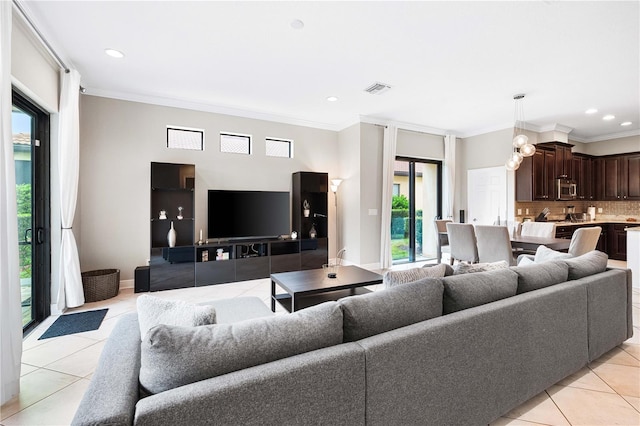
265;138;293;158
393;183;400;196
220;133;251;155
167;126;204;150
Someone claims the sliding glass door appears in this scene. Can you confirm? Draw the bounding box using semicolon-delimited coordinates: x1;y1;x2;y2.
391;157;442;264
12;89;50;333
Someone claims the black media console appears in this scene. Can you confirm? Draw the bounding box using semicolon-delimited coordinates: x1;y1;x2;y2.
194;238;327;286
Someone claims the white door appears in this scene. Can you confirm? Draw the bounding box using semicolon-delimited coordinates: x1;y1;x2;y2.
467;167;508;225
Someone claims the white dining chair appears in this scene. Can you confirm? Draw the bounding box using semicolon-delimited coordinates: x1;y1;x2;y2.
568;226;602;256
520;222;556;238
446;223;479;264
475;225;516;266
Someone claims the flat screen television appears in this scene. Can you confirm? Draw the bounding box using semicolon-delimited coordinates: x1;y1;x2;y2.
208;190;290;240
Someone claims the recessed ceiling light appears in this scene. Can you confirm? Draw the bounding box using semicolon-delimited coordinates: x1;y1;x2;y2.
104;48;124;58
621;121;632;126
327;96;338;102
603;114;615;121
585;108;598;114
290;19;304;29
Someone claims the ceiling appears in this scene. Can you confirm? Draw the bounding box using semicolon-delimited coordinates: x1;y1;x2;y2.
19;1;640;142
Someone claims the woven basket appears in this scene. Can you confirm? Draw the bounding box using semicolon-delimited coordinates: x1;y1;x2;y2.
81;269;120;303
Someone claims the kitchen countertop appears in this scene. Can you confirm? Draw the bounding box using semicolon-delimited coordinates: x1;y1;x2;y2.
549;219;639;226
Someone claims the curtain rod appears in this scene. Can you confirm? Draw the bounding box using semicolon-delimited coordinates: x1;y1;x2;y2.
12;0;70;73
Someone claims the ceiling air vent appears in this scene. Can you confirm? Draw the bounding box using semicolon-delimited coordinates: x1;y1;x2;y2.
364;82;391;95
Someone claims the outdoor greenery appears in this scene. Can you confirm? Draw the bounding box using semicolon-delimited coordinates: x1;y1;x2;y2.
390;194;423;260
17;183;32;279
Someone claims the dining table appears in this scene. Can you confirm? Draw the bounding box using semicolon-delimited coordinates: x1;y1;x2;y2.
509;235;571;252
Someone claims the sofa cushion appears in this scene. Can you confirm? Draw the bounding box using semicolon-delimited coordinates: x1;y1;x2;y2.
136;295;217;340
512;260;569;294
534;245;573;263
453;260;509;275
339;278;443;342
139;301;343;394
383;263;450;288
442;268;518;314
564;250;608;280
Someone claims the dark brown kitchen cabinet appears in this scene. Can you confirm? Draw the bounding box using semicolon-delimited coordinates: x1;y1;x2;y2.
515;147;555;201
572;154;593;200
554;144;573;179
607;224;627;261
595;153;640;201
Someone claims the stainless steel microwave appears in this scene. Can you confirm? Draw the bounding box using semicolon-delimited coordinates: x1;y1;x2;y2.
556;178;577;200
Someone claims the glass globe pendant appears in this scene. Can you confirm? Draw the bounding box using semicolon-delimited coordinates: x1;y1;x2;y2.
505;157;520;171
513;133;528;148
520;143;536;157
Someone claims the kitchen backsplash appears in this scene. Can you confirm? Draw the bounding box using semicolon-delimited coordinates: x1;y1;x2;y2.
514;200;640;222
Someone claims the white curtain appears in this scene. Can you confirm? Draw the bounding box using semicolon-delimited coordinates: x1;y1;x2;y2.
443;134;456;219
57;69;84;310
379;124;397;269
0;1;23;405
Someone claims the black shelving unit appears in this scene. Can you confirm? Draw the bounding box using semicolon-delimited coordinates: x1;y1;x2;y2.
149;162;195;291
292;172;328;270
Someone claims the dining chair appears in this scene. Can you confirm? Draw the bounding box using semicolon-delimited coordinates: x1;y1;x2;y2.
520;222;556;238
446;223;479;264
434;219;452;264
475;225;516;266
568;226;602;256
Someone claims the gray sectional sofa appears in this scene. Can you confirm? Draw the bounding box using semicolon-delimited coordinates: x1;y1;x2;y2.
72;251;634;426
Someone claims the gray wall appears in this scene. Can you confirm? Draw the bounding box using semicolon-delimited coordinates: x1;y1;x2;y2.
573;135;640;156
78;96;339;280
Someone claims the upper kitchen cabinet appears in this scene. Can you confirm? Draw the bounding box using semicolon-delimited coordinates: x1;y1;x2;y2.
552;143;573;179
572;153;594;201
516;146;556;201
595;153;640;201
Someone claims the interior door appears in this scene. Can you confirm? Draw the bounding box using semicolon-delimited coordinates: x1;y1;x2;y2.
467;167;507;225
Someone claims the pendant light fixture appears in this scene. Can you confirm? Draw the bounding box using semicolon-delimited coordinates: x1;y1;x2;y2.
506;94;536;171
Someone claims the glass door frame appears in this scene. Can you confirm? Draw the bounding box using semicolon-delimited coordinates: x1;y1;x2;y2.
13;88;51;334
394;156;443;264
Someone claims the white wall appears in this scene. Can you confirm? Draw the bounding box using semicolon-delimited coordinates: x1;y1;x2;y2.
358;123;384;266
337;123;361;264
78;96;339;280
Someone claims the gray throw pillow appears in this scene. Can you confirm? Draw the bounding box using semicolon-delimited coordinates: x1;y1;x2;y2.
136;295;216;340
512;260;569;294
140;301;343;395
453;260;509;275
564;250;608;280
442;268;518;314
339;277;443;342
384;264;449;288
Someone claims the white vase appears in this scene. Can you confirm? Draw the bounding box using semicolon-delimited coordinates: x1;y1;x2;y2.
167;221;177;248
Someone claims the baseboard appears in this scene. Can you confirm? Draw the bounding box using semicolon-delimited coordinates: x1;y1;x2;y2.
120;279;134;289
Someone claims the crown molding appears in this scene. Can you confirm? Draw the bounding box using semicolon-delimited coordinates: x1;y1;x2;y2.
358;115;448;136
571;128;640;143
537;123;574;134
84;88;344;132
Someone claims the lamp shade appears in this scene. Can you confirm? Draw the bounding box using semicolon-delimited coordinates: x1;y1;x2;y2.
513;134;528;148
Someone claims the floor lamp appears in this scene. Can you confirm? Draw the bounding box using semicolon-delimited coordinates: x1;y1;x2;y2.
331;179;344;265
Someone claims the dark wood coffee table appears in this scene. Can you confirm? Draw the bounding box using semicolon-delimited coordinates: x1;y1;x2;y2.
271;265;383;313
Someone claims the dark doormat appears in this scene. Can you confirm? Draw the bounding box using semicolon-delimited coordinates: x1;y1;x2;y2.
38;309;109;340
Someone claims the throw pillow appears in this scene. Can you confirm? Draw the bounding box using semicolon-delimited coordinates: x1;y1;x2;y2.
139;301;343;395
339;277;443;342
534;245;573;263
136;295;217;340
383;263;448;288
442;268;518;314
564;250;608;280
453;260;509;275
512;260;569;294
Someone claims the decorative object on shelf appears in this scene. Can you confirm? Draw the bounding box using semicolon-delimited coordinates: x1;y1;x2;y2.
159;210;167;220
177;206;183;220
303;199;310;217
309;223;317;239
167;221;177;248
216;249;224;260
291;231;298;240
198;229;203;245
505;94;536;171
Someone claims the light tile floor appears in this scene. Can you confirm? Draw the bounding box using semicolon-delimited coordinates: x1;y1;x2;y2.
1;260;639;425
